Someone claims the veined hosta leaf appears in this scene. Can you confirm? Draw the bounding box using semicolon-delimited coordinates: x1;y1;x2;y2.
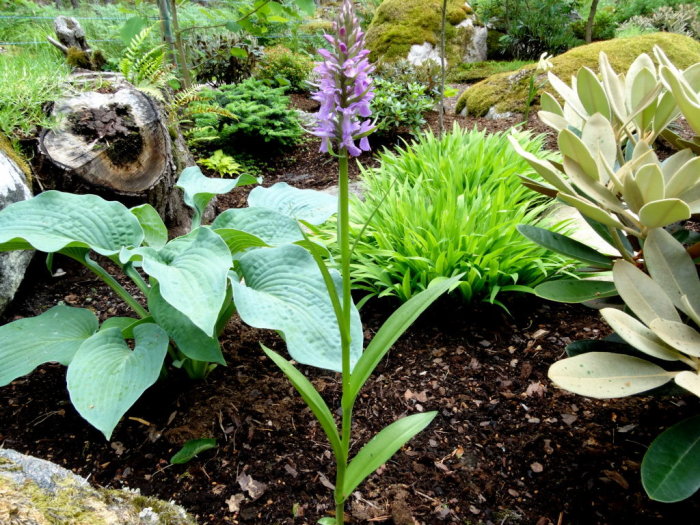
67;325;169;439
649;319;700;357
639;198;690;228
343;412;436;499
148;283;225;364
0;191;143;256
233;244;362;372
645;229;700;317
613;260;680;325
247;182;338;225
642;415;700;502
601;308;681;361
176;166;260;227
212;207;303;247
548;352;674;398
0;305;98;386
142;227;231;336
130;204;167;250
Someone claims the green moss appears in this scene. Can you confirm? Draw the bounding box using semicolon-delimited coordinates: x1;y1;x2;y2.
456;32;700;116
365;0;468;64
0;134;32;187
447;59;532;83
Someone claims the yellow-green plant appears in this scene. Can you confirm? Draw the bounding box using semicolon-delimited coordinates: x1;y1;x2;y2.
549;228;700;503
198;150;242;177
510;45;700;302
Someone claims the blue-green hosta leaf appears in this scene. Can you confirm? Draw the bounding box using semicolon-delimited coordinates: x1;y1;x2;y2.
141;227;231;336
642;415;700;502
212;207;303;246
176;166;260;227
0;191;143;255
248;182;337;225
0;305;98;386
233;244;362;372
67;325;169;439
148;283;225;364
130;204;167;249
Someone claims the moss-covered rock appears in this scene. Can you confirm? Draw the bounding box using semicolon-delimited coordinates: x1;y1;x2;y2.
455;32;700;117
365;0;471;64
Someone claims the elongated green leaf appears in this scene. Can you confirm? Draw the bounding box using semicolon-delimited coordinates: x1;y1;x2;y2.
148;283;225;364
343;412;436;499
508;137;574;194
0;305;98;386
262;346;341;458
649;319;700;357
0;191;143;256
548;352;674;398
348;276;460;403
176;166;260;227
559;129;600;181
642;415;700;502
67;325;169;439
635;164;665;204
601;308;681;361
247;182;337;225
639;198;691;228
170;438;217;464
558;194;626;229
534;279;617;303
99;317;138;333
645;228;700;317
613;260;680;325
130;204;167;249
234;244;362;372
517;224;613;268
293;0;315;15
212;207;303;246
577;68;611;119
214;229;269;256
666;157;700;198
675;371;700;397
142;227;231;336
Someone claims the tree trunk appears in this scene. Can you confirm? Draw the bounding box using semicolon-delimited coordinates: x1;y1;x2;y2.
585;0;601;43
36;72;193;231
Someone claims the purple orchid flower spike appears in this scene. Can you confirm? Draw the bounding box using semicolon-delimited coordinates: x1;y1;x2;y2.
310;0;375;157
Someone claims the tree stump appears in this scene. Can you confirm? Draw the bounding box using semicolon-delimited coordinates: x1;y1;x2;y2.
37;72;193;230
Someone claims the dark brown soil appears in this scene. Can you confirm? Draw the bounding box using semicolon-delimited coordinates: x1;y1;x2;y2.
1;98;698;525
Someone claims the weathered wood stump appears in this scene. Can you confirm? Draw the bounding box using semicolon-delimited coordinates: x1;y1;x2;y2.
37;72;194;230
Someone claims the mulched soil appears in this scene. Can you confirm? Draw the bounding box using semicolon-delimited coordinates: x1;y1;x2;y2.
1;93;699;524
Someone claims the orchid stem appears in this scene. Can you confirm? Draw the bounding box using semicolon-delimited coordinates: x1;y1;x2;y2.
335;148;352;523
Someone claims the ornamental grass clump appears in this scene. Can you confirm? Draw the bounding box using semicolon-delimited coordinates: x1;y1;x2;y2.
262;2;459;522
321;125;574;308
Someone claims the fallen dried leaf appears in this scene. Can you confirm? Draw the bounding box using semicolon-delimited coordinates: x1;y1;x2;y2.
524;381;546;397
561;413;578;425
226;493;246;513
603;470;629;489
237;472;267;500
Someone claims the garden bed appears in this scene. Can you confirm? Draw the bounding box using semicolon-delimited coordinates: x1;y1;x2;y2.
1;108;698;524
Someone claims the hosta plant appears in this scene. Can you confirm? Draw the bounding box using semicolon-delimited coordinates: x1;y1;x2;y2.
549;228;700;503
511;46;700;302
0;167;357;440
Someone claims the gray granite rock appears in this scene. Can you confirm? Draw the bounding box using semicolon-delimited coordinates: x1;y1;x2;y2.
0;149;33;316
0;448;197;524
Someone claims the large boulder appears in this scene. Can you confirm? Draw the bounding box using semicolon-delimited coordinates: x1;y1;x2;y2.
0;137;33;316
0;448;196;524
365;0;483;66
456;32;700;117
